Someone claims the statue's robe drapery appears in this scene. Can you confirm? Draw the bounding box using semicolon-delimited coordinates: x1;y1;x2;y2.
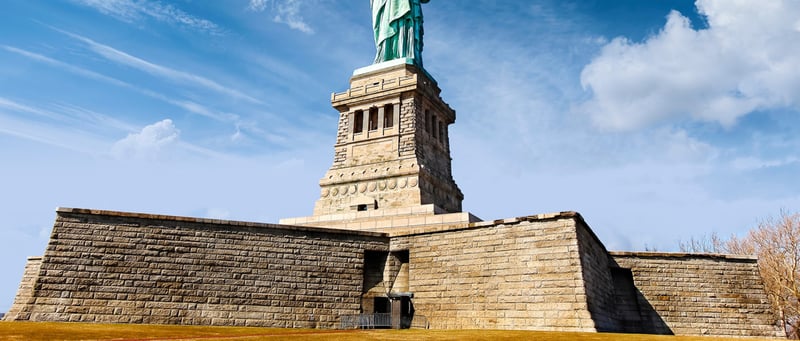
371;0;428;66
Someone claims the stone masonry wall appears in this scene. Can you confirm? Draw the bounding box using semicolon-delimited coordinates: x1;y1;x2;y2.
573;218;619;332
9;208;388;328
3;256;42;321
612;252;784;338
390;215;598;331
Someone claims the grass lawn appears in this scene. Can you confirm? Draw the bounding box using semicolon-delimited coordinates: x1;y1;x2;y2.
0;322;778;341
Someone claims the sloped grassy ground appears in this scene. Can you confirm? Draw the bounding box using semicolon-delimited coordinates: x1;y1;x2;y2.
0;322;777;341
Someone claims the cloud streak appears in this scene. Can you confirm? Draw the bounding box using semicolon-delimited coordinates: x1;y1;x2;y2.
0;104;109;154
0;97;136;136
580;0;800;131
3;43;309;151
57;30;263;105
3;45;236;122
71;0;223;35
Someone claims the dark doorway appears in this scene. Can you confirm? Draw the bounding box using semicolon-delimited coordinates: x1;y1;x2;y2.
400;296;414;329
373;297;390;314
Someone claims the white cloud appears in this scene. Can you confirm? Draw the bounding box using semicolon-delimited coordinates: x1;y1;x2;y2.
580;0;800;131
249;0;314;34
71;0;223;35
111;119;180;160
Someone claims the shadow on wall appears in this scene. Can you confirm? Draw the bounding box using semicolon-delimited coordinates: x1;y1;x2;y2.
606;267;673;335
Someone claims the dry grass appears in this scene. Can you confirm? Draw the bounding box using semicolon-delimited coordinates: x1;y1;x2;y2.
0;322;778;341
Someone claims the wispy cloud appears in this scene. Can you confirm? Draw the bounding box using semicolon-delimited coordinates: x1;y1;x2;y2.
50;103;138;132
2;45;131;88
3;45;236;122
56;30;263;105
0;100;110;154
248;0;314;34
0;97;66;122
71;0;223;35
580;0;800;131
0;97;139;138
3;44;305;150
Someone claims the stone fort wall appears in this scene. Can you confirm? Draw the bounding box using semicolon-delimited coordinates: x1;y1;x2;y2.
5;208;783;337
612;252;783;338
386;212;780;337
6;208;388;328
388;212;615;331
4;256;42;321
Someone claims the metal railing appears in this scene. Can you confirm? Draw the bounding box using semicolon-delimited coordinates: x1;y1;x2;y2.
339;313;429;329
340;313;391;329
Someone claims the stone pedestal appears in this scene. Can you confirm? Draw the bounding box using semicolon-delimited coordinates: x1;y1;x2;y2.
310;60;464;219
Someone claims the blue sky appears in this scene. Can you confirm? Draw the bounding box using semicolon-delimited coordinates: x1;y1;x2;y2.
1;0;798;311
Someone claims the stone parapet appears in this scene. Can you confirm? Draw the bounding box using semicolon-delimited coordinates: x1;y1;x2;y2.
610;251;757;261
611;251;785;338
6;207;784;337
390;214;598;331
7;208;388;328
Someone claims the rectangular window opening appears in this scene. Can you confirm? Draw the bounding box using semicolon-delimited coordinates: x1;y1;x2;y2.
369;108;379;131
353;110;363;134
384;104;394;128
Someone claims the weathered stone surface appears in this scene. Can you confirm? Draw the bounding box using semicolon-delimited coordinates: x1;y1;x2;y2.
574;217;619;332
612;252;784;338
3;256;41;321
7;208;388;328
313;62;463;217
389;215;597;331
6;208;785;338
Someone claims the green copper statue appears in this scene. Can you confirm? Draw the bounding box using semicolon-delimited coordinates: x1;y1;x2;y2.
371;0;429;66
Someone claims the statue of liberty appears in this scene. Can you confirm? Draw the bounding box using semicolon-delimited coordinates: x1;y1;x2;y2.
371;0;429;67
